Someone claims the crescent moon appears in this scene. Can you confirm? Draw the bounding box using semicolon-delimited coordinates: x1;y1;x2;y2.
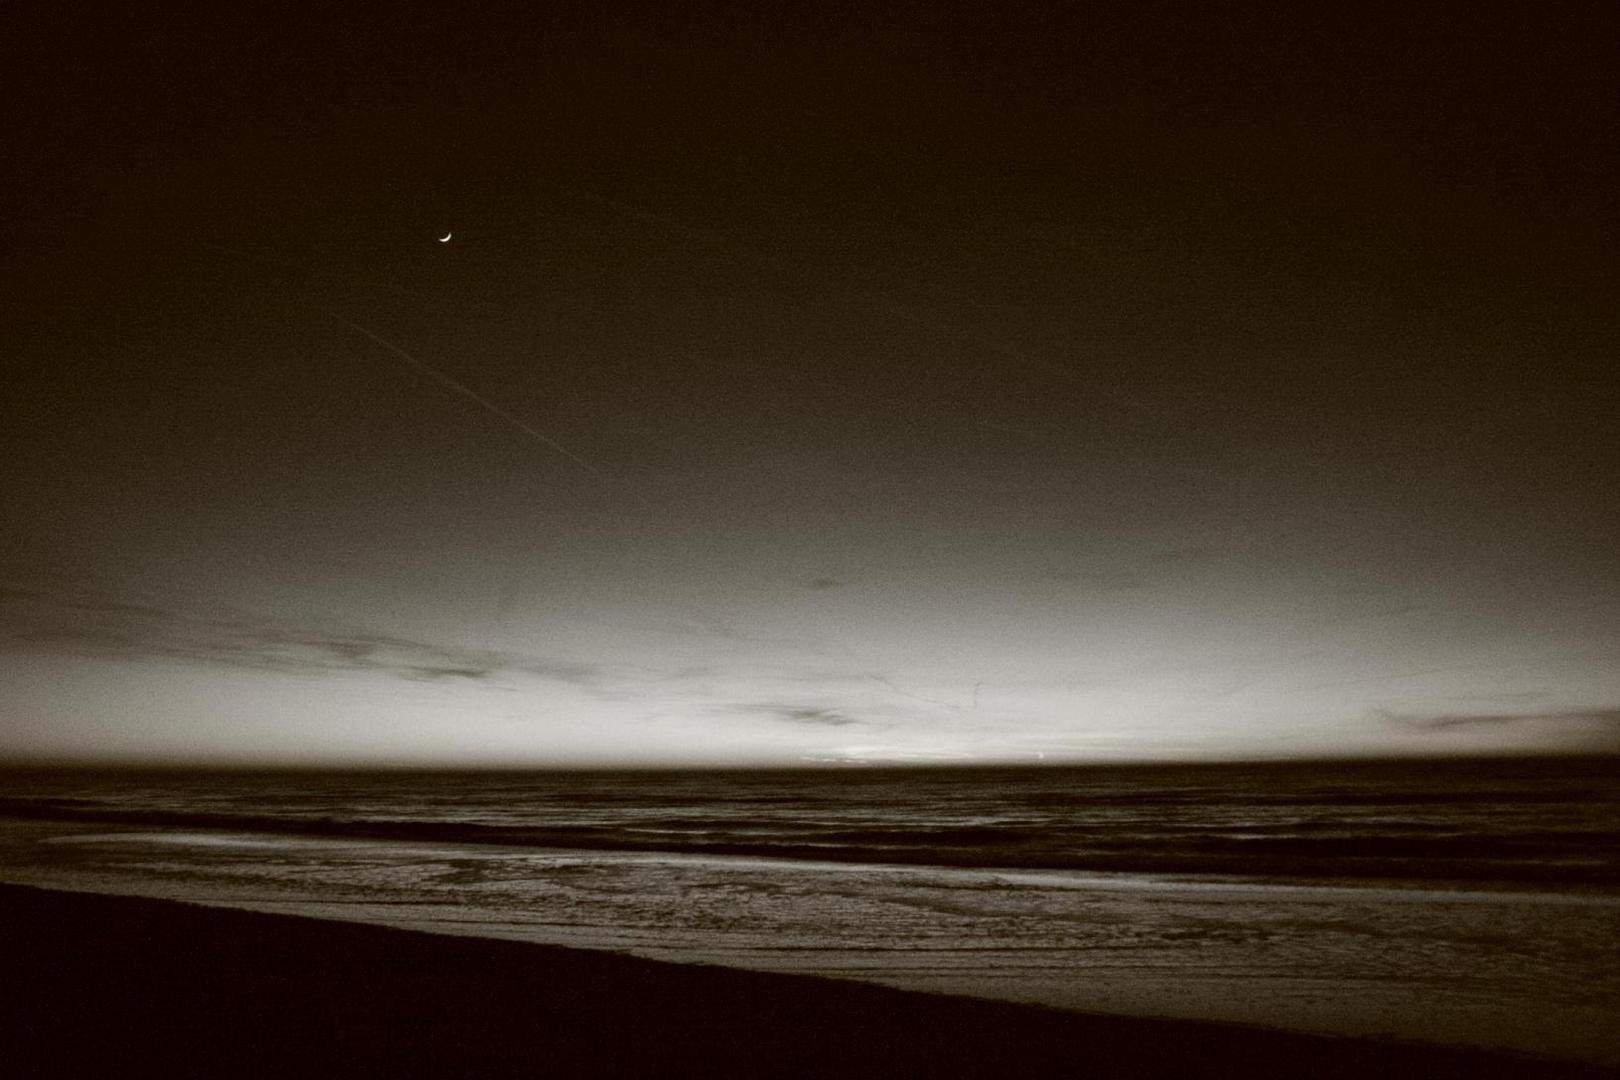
438;232;453;243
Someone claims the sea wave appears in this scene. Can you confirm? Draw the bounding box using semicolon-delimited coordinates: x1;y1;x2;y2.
4;793;1617;888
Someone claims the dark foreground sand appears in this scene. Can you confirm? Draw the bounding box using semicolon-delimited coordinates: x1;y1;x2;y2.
2;884;1610;1079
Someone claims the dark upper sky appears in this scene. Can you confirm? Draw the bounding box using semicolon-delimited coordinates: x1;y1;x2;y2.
3;1;1617;764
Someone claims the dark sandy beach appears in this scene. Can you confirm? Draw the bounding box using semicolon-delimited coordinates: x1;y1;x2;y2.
2;884;1611;1079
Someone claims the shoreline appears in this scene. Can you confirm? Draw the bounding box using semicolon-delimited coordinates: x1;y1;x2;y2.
4;883;1612;1078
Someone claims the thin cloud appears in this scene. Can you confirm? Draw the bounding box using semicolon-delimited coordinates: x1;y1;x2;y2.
0;585;606;688
1381;706;1620;752
725;702;874;728
860;672;968;713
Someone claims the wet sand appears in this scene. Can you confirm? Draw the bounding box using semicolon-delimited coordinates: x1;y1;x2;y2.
3;883;1611;1079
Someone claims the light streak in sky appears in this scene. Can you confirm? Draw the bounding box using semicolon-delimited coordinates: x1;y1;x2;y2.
327;311;652;508
324;314;797;654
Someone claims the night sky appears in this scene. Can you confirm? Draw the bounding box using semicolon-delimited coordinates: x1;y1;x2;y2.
3;2;1616;765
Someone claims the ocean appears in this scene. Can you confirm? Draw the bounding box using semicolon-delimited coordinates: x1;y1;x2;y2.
2;757;1618;1065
